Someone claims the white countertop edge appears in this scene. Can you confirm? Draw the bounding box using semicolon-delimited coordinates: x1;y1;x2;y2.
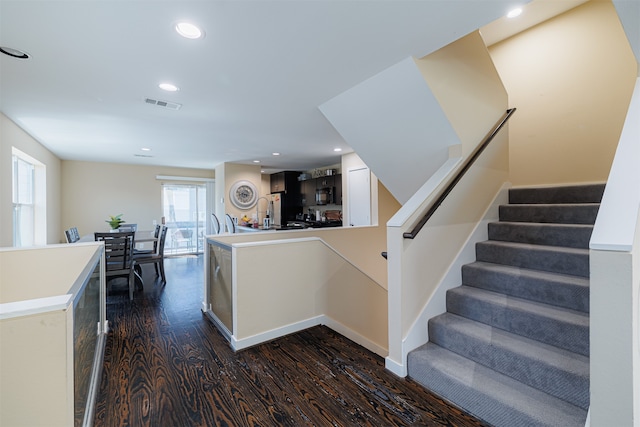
0;294;73;320
232;237;322;248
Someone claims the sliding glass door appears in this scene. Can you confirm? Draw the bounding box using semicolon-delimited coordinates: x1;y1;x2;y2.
162;184;206;255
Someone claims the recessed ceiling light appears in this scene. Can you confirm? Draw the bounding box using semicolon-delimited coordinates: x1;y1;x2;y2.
175;22;204;39
333;148;342;152
159;83;179;92
507;7;523;18
141;147;152;152
253;160;260;163
0;46;30;59
272;152;280;156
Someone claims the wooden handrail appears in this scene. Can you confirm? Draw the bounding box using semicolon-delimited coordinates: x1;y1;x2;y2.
403;108;516;239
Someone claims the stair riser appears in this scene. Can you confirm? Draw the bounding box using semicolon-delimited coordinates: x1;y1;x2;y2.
476;242;589;278
488;222;593;249
462;263;589;313
509;184;605;204
446;291;589;356
428;317;589;409
499;205;599;224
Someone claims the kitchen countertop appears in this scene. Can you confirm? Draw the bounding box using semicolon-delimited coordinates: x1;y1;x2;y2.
236;220;342;232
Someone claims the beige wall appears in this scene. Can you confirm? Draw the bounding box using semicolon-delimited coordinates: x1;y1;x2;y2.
1;308;73;426
489;0;637;186
417;30;508;157
233;239;388;354
214;162;263;223
0;113;62;247
62;160;213;241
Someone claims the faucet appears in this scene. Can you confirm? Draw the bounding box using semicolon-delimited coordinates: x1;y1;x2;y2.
256;196;270;224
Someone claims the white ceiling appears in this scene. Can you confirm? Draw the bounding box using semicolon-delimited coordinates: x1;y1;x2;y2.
0;0;586;174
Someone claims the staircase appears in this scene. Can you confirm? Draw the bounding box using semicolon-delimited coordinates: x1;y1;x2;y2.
408;183;605;427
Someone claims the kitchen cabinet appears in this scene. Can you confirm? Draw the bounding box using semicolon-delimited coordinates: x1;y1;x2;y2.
270;171;300;193
299;174;342;207
301;179;315;207
316;174;342;205
316;175;335;189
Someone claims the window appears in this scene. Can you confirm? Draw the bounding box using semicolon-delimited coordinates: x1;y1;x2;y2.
162;183;207;254
12;148;46;247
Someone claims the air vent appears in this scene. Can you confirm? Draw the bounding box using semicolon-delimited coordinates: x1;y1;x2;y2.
144;97;182;110
134;154;154;158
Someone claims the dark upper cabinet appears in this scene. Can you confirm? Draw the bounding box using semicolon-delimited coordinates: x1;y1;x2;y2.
270;172;284;193
334;174;342;205
299;174;342;206
301;179;315;206
316;175;334;189
270;171;300;194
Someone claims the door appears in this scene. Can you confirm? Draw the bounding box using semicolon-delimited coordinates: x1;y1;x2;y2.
347;167;371;226
162;184;206;254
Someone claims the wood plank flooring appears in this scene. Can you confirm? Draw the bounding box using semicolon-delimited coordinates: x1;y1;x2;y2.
93;255;488;427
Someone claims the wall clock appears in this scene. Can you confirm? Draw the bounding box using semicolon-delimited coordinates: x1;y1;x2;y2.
229;180;258;209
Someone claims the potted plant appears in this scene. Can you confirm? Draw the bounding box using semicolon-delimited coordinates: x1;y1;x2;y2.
106;214;125;230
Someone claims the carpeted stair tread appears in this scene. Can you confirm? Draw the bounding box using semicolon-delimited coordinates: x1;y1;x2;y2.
476;240;589;278
428;313;589;408
488;221;593;248
446;286;589;356
509;184;605;204
407;184;598;425
408;343;588;427
499;203;600;224
462;261;589;313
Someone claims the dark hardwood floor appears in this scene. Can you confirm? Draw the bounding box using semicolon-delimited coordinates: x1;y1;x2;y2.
93;255;488;427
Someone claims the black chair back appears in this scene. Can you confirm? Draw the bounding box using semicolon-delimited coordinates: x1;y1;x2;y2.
158;226;168;254
65;227;80;243
94;232;135;271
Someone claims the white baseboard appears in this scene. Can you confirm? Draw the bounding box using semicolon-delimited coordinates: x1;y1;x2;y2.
225;314;388;359
322;316;388;357
231;316;323;351
385;356;407;377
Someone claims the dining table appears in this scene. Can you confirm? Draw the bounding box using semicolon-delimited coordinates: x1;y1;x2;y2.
78;230;157;244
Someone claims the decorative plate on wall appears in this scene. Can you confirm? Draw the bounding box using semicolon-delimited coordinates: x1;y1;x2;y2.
229;180;258;209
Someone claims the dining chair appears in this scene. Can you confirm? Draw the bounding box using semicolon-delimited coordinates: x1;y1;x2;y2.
95;231;139;300
225;214;236;234
118;223;137;232
65;227;80;243
171;228;194;252
134;224;160;256
133;226;168;284
210;213;221;234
